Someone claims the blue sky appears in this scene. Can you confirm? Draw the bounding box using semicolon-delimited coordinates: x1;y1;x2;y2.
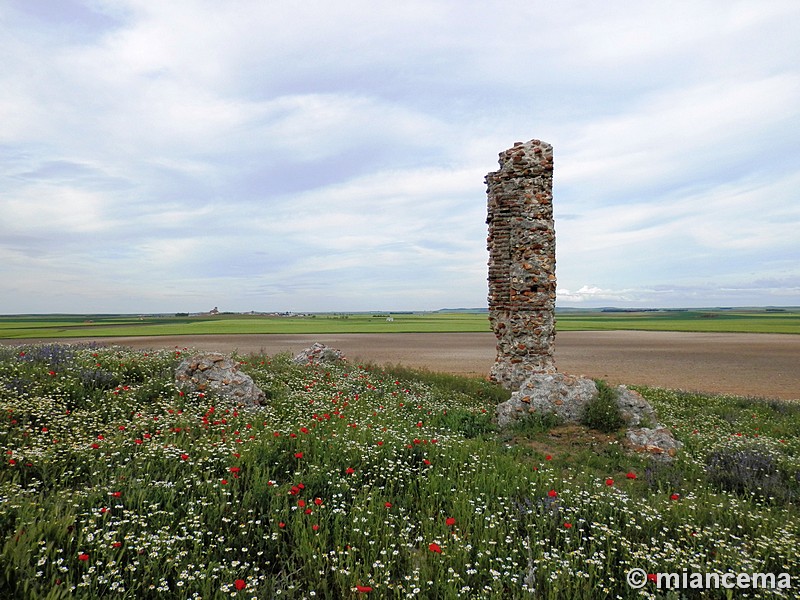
2;1;799;313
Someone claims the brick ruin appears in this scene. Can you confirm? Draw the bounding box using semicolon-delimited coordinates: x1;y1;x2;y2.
486;139;557;390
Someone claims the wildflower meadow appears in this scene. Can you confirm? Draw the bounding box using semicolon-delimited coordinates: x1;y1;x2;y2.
0;344;798;599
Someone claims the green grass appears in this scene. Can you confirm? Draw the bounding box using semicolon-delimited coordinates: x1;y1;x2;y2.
1;343;798;598
1;308;799;339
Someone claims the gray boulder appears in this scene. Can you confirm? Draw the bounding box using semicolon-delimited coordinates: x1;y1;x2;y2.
496;373;597;428
175;352;265;406
293;343;346;365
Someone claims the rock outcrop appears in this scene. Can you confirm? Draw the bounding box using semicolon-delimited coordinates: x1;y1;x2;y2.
175;352;265;406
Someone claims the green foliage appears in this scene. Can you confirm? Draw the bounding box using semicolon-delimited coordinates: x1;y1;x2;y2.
363;361;511;405
581;379;625;433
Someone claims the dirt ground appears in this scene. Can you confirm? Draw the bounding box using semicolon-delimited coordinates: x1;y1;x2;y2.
7;331;798;401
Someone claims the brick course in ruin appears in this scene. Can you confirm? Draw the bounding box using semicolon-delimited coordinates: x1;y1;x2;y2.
486;139;557;390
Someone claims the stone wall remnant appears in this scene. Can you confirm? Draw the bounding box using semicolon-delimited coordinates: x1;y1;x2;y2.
486;139;556;390
487;138;681;462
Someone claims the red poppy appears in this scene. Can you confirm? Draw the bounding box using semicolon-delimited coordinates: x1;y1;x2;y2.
229;466;241;473
626;472;637;480
356;585;373;593
345;467;355;475
298;500;306;508
111;542;122;548
221;479;228;485
548;489;557;498
312;524;320;531
423;459;431;465
294;452;303;459
78;553;89;561
670;493;680;501
278;522;285;528
563;522;572;529
428;542;442;553
446;517;456;527
384;502;392;508
180;454;189;461
545;454;552;461
111;491;121;497
605;478;614;486
234;579;246;591
314;498;323;506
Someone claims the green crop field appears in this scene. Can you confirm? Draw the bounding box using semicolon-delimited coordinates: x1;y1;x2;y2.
0;309;798;339
556;309;800;334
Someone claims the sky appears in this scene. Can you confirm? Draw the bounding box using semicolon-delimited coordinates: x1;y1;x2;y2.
2;1;799;314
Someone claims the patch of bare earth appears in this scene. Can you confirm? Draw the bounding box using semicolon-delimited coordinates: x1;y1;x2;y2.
511;424;619;456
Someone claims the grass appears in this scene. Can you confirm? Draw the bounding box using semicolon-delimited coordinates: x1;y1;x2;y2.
557;309;800;334
1;343;798;598
0;309;799;339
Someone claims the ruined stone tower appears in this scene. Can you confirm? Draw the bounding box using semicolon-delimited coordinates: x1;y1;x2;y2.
486;139;556;390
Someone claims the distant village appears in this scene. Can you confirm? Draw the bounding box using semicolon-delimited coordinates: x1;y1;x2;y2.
173;307;315;318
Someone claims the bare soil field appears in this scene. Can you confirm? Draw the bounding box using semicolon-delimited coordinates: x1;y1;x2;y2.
7;331;798;401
